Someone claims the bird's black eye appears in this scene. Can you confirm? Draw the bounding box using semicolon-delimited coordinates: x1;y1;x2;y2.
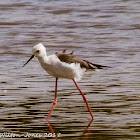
36;50;40;53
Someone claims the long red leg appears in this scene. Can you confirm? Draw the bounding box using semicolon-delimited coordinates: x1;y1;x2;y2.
73;79;94;120
46;78;58;121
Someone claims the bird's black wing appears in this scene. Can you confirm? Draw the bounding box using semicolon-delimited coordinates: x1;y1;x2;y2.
56;53;110;70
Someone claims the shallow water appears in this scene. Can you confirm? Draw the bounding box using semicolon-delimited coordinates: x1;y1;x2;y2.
0;0;140;139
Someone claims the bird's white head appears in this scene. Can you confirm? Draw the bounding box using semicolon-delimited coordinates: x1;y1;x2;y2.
22;43;46;67
32;43;46;58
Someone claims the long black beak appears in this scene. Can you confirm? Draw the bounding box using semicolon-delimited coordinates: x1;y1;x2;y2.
22;55;34;68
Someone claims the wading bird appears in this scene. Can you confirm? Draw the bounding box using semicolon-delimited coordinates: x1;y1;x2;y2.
23;43;109;120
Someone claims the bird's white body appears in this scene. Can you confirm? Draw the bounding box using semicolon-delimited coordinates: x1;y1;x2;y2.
33;43;85;81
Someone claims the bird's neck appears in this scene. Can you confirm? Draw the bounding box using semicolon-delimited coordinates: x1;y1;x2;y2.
37;54;49;69
37;54;48;62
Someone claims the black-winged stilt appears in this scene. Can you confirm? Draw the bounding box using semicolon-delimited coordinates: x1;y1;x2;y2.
23;43;109;120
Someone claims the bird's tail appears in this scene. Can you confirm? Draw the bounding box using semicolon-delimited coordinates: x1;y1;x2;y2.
90;63;110;69
83;60;110;70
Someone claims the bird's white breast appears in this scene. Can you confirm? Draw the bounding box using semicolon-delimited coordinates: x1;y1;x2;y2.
38;55;85;81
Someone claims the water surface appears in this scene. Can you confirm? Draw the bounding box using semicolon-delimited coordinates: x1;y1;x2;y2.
0;0;140;139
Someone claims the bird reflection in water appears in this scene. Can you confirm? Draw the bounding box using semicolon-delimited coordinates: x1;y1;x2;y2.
46;119;94;139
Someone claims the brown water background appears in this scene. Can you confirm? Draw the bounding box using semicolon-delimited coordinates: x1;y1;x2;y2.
0;0;140;139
